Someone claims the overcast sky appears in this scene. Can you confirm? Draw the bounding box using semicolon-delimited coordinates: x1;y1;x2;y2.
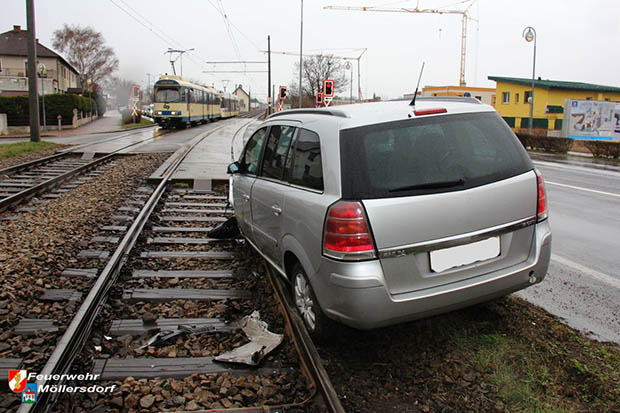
4;0;620;100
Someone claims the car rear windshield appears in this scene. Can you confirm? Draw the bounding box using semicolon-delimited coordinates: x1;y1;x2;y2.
339;112;533;199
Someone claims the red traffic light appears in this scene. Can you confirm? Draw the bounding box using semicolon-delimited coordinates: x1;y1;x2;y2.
316;93;323;104
279;86;287;100
323;80;334;97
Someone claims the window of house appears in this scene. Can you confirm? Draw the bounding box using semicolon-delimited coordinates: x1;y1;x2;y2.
261;125;297;180
475;95;482;101
492;96;496;105
586;97;592;100
502;92;510;104
287;129;323;191
605;98;610;101
515;93;520;103
524;91;532;104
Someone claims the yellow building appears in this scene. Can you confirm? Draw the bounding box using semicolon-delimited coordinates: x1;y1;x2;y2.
489;76;620;132
421;85;496;106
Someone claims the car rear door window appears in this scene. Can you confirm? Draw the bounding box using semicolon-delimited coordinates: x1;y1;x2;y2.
241;127;267;175
260;125;297;180
287;129;324;191
339;112;532;199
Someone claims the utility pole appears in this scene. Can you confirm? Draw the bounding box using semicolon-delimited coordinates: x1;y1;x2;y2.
26;0;40;142
299;0;303;108
146;73;152;103
267;35;272;115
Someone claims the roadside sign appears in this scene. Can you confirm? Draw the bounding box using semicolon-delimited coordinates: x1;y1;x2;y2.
132;85;141;99
323;80;334;97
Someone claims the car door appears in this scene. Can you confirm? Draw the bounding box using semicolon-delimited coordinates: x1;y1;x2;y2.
251;124;298;265
233;127;268;242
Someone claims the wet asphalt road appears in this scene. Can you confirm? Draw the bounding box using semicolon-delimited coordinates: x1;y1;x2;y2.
517;155;620;345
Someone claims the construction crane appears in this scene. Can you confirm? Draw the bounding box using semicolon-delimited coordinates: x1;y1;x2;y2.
324;1;476;86
263;49;367;101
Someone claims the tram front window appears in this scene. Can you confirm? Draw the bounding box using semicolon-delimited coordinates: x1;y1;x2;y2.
155;87;180;103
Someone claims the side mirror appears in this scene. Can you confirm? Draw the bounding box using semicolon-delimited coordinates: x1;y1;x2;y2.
227;161;241;175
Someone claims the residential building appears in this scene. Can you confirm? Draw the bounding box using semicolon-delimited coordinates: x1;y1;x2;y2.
0;25;79;96
488;76;620;132
421;85;496;106
233;85;250;113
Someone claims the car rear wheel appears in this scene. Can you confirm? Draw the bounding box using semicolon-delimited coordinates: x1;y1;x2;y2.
291;263;331;341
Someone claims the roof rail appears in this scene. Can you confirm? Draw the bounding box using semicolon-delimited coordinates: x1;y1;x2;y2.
267;109;349;119
413;96;483;104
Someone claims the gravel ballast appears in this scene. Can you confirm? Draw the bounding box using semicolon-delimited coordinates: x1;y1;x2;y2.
0;153;169;412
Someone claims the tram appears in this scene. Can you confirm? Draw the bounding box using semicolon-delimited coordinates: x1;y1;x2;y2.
153;75;240;128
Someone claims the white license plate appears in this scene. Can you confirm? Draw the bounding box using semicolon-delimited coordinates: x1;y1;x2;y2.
430;237;500;273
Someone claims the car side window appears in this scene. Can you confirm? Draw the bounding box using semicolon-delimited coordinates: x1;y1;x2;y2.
288;129;324;191
241;127;267;175
261;125;297;180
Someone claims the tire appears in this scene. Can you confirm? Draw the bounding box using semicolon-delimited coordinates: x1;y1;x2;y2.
291;263;332;342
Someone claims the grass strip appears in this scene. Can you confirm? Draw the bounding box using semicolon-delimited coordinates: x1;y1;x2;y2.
121;119;155;129
0;141;64;160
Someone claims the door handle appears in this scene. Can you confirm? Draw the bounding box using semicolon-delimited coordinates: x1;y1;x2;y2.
242;194;250;202
271;205;282;216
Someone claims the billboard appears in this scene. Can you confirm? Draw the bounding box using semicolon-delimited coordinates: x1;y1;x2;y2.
563;99;620;141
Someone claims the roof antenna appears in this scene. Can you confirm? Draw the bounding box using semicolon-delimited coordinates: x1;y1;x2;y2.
409;62;425;106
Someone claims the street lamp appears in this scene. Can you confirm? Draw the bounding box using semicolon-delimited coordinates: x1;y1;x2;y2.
523;26;536;135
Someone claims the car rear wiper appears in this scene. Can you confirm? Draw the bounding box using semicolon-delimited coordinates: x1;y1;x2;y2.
389;178;466;192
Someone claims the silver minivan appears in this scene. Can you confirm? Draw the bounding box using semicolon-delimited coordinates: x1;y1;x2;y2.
228;98;551;339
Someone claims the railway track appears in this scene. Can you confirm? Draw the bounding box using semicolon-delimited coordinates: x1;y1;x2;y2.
0;127;168;214
8;116;342;412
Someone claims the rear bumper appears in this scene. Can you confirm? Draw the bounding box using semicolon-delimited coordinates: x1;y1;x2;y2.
312;220;552;330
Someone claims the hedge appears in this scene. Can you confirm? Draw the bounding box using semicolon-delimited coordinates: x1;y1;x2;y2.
121;108;141;124
83;91;107;116
515;133;573;154
0;94;96;126
582;141;620;159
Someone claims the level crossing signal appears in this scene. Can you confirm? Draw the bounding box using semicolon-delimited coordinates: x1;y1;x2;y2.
323;80;334;97
279;86;287;100
132;85;141;100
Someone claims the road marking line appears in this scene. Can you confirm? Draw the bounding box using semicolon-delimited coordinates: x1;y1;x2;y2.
545;181;620;198
533;160;620;177
551;254;620;290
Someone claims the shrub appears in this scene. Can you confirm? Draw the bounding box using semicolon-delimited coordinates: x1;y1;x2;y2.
0;96;29;126
0;94;96;126
121;108;141;124
582;141;620;159
515;133;573;153
83;91;107;116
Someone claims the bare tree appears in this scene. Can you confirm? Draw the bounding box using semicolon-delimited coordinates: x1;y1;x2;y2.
52;24;119;92
292;55;348;100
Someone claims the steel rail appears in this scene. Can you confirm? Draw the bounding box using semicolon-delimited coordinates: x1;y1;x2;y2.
20;121;243;413
0;132;165;213
265;264;345;413
0;126;162;177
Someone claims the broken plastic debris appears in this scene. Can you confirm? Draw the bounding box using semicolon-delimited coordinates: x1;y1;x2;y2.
94;345;102;352
215;311;283;366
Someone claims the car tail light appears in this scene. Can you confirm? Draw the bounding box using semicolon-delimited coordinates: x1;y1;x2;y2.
413;108;447;116
323;201;377;261
535;169;548;222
